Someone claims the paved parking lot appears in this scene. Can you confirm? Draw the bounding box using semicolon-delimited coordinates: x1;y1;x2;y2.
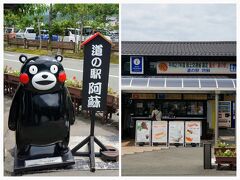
122;146;236;176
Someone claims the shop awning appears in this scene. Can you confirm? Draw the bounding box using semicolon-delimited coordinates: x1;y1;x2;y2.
122;77;236;93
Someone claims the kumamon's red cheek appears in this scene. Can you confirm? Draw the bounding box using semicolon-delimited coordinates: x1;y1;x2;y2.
58;72;66;83
19;73;29;84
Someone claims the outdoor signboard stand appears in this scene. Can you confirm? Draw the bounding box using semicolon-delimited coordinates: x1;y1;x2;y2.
71;33;118;172
135;120;152;146
184;121;201;147
168;121;185;147
151;121;168;147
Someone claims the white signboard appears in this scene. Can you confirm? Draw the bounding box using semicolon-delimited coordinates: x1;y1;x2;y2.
156;61;236;74
185;121;201;144
135;120;151;143
152;121;168;143
25;157;62;167
168;121;184;144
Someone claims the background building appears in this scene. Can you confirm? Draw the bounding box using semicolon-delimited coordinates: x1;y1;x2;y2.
121;41;236;143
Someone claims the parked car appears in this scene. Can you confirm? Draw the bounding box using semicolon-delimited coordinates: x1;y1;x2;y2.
4;27;19;39
82;26;93;41
16;27;36;40
110;30;119;42
35;30;59;41
93;28;112;41
63;28;80;43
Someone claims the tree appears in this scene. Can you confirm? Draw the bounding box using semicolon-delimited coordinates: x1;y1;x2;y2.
44;4;119;43
4;4;48;49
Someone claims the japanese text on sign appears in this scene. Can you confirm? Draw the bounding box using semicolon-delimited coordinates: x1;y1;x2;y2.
156;61;236;74
88;44;103;108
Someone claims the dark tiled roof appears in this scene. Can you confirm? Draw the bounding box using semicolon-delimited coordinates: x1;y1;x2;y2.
122;41;236;56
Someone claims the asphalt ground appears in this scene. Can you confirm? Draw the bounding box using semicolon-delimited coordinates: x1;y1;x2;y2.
122;146;236;176
4;96;119;176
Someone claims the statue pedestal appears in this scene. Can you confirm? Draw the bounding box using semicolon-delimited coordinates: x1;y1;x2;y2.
13;145;75;175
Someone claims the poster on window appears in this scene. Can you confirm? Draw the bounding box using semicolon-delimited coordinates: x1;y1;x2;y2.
168;121;184;144
152;121;168;143
185;121;201;144
135;120;151;143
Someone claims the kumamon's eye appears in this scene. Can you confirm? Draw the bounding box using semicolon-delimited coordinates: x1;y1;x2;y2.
29;65;38;75
50;65;58;74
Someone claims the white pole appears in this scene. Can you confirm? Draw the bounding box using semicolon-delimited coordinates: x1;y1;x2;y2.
215;93;219;145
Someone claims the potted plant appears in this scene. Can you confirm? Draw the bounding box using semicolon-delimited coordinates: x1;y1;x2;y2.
107;87;118;106
4;66;20;96
214;140;236;169
65;76;82;98
214;139;236;154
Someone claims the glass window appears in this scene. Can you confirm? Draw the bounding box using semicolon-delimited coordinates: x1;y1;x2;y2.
162;101;187;117
83;28;93;36
161;101;204;117
187;102;204;115
6;28;13;33
64;30;69;36
134;100;154;116
41;30;49;35
27;29;35;33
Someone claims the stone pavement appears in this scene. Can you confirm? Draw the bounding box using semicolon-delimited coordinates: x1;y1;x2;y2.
4;96;119;176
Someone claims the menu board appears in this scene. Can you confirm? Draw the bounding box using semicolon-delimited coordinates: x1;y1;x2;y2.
168;121;184;144
185;121;201;144
152;121;168;143
135;120;151;143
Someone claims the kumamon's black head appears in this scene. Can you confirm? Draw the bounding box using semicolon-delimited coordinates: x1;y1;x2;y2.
19;55;66;93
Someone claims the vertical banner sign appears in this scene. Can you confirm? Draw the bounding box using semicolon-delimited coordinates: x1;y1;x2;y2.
135;120;151;144
130;56;144;74
168;121;184;144
152;121;168;143
185;121;201;144
81;33;111;111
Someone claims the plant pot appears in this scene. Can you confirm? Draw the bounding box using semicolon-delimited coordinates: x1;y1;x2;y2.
5;74;19;96
215;156;236;164
67;86;82;98
8;74;20;84
4;73;9;81
107;95;116;106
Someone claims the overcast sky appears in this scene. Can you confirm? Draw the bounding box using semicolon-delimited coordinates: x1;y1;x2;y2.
122;4;236;41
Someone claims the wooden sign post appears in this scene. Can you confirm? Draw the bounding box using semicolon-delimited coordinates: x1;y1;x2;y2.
71;33;118;172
